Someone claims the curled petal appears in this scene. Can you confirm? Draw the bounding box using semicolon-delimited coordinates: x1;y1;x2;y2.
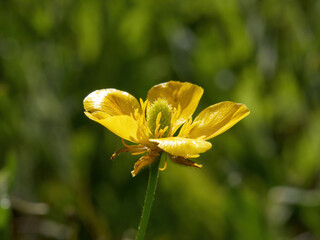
131;151;160;177
85;112;139;142
150;137;212;158
170;155;203;168
180;101;250;140
147;81;203;126
84;89;140;117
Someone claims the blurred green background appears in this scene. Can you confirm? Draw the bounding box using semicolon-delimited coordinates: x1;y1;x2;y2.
1;0;320;239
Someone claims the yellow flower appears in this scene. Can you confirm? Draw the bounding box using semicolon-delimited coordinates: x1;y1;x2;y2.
83;81;250;177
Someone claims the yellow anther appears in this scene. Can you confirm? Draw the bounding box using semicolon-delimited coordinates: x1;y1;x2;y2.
194;163;203;168
121;139;132;148
131;150;148;155
156;112;162;126
139;98;144;108
154;113;162;138
158;126;169;138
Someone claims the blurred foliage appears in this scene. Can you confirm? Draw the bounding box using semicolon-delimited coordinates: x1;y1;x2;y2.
1;0;320;239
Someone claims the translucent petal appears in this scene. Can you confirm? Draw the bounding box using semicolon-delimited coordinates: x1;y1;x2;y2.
147;81;203;126
84;89;140;116
86;110;110;120
180;101;250;140
85;112;139;142
150;137;212;157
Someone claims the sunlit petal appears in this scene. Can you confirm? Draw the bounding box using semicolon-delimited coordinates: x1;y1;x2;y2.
147;81;203;126
84;89;140;116
85;112;139;142
180;101;250;140
150;137;212;158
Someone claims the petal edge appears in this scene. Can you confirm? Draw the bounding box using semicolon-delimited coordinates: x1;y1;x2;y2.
180;101;250;140
84;89;140;117
85;112;139;143
147;81;203;127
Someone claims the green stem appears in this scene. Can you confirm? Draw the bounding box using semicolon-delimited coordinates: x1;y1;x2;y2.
135;152;166;240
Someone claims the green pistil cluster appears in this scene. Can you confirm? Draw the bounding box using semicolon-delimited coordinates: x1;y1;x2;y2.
147;98;172;138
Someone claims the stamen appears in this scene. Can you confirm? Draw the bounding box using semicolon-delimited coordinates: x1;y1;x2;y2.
140;98;148;121
156;111;162;126
170;104;182;134
194;163;203;168
131;150;148;155
146;125;152;136
111;148;130;161
135;99;151;145
146;98;172;138
159;158;167;171
156;126;169;138
161;126;169;133
111;144;148;160
154;112;162;138
134;108;140;120
139;98;144;108
122;139;132;148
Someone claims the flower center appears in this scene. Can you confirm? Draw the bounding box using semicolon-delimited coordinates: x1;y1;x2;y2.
147;98;172;138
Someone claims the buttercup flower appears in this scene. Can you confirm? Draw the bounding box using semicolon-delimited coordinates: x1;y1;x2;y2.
84;81;250;177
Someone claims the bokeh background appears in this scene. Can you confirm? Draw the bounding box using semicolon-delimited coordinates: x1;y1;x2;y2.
1;0;320;239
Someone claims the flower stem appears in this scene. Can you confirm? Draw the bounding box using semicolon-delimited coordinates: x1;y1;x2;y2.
135;152;165;240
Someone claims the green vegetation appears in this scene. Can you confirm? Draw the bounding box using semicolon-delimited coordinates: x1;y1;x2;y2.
1;0;319;239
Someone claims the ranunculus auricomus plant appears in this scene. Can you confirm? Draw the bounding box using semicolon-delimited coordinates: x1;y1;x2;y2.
83;81;250;240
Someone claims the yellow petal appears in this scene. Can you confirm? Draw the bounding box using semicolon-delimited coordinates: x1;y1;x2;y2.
180;101;250;140
150;137;212;157
147;81;203;126
85;110;110;120
85;112;139;142
84;89;140;116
